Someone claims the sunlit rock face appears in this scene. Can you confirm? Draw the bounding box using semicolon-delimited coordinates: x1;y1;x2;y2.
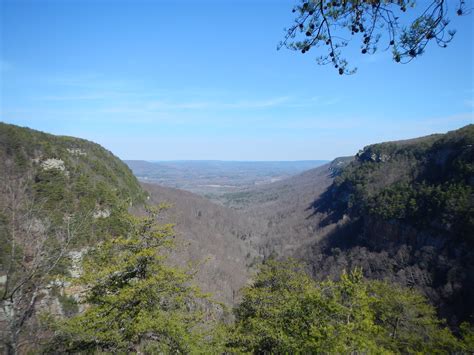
41;158;66;171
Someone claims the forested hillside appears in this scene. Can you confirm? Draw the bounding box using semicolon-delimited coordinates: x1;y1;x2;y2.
0;123;147;352
235;125;474;327
0;122;145;243
138;183;261;305
1;123;473;353
304;125;474;326
0;123;260;352
323;125;473;238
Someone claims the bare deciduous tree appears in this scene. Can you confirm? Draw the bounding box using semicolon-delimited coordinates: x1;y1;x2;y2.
0;173;85;355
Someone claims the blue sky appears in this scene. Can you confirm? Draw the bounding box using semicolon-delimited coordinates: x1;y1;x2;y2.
1;0;473;160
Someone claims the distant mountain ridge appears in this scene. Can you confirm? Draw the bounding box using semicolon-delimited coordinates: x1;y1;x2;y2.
124;159;328;198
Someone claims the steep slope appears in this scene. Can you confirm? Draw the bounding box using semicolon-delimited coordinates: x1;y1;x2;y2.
140;183;261;305
0;123;264;353
0;123;148;352
237;125;473;326
219;157;353;257
303;125;474;326
0;122;145;245
0;123;260;313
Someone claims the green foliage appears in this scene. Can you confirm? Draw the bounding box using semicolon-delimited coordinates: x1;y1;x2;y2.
57;294;79;318
367;281;460;353
328;125;474;241
228;260;464;354
460;322;474;352
0;122;147;246
48;208;221;353
280;0;465;74
368;182;473;237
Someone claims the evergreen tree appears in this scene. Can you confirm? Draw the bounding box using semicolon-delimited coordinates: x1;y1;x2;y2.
280;0;468;74
47;207;222;353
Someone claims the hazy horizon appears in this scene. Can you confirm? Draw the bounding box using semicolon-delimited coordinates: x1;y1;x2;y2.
1;1;472;161
127;159;330;163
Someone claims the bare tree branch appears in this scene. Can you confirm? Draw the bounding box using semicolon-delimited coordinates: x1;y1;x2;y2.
0;173;85;354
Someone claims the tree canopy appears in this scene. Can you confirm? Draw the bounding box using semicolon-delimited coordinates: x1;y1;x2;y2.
279;0;468;74
46;207;223;353
227;259;472;353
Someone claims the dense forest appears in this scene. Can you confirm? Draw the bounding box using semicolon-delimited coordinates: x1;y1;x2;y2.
1;123;473;353
301;125;474;326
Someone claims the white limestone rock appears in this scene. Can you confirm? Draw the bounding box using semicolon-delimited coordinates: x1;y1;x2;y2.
67;148;86;156
93;208;111;219
41;158;66;171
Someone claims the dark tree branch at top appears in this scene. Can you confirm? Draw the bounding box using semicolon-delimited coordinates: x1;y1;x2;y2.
278;0;469;75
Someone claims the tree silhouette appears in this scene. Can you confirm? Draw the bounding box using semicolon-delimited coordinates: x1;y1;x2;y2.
279;0;468;74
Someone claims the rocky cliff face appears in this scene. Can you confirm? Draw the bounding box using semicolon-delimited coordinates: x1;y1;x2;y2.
0;123;147;351
296;125;474;326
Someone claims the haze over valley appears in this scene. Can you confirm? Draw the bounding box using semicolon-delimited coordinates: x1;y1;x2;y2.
125;159;328;202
